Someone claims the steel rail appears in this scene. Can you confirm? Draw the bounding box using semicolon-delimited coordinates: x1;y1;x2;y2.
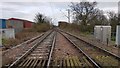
58;31;101;68
59;29;120;61
47;31;56;68
8;30;53;68
3;33;44;54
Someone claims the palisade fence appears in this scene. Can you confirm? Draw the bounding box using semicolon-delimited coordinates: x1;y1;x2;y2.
0;29;2;46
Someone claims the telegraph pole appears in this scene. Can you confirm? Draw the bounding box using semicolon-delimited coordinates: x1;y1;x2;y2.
67;9;70;23
60;9;71;23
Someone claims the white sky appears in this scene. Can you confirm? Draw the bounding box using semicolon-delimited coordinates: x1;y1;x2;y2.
0;0;119;25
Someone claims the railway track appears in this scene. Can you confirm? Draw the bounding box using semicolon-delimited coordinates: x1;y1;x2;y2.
2;30;52;67
59;29;120;67
6;30;56;68
4;29;120;68
49;32;98;68
6;30;100;68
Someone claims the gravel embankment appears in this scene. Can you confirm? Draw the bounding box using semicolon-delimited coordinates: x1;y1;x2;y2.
52;32;82;59
64;30;119;57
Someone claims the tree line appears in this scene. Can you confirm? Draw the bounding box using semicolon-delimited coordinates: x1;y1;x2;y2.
59;2;120;33
33;13;52;32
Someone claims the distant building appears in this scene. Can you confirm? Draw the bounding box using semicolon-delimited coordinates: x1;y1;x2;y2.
23;20;33;28
0;19;15;41
7;18;24;33
7;18;34;33
0;19;7;29
0;18;34;42
58;21;68;28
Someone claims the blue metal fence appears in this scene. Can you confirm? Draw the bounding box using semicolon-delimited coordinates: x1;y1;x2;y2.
0;19;6;29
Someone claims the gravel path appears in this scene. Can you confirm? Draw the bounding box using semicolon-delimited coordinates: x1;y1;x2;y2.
52;32;82;59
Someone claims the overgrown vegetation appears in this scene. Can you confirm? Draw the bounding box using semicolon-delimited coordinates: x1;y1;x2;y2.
2;13;52;49
33;13;52;32
33;23;50;32
2;38;19;48
59;1;119;34
2;29;40;49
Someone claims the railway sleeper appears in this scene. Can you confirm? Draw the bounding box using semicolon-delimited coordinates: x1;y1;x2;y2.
17;59;48;68
50;56;92;68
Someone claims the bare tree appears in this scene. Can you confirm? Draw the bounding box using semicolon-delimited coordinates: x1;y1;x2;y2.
107;11;119;32
33;13;51;32
69;2;111;32
34;13;48;23
70;2;99;25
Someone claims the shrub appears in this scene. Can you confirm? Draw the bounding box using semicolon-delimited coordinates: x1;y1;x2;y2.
2;38;19;48
33;23;50;32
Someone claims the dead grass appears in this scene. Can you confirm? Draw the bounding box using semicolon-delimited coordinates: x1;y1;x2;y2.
2;38;19;48
2;28;41;49
2;23;51;49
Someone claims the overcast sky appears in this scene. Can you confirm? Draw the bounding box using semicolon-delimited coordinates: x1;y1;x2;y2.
0;0;119;25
